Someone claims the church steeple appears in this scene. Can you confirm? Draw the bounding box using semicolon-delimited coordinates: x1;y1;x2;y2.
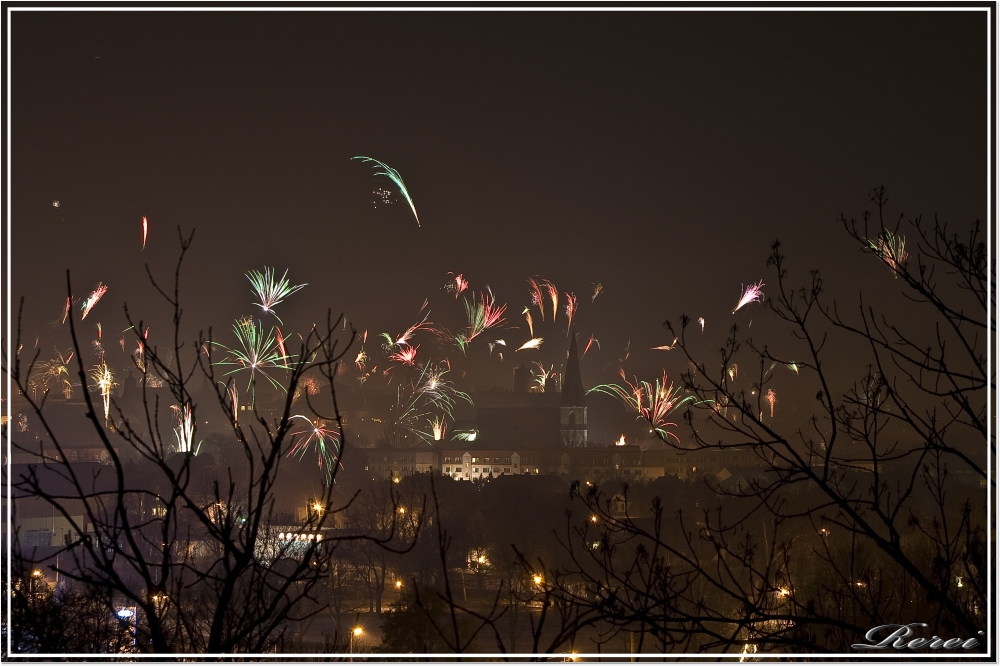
561;329;585;407
560;329;587;447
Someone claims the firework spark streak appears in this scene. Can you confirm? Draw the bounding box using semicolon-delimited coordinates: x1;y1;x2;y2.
89;362;116;425
591;283;603;303
286;415;342;481
588;370;696;443
582;334;600;357
522;307;535;337
516;337;543;352
527;278;546;321
61;297;71;325
227;382;240;422
728;364;738;382
652;338;679;351
766;388;777;418
564;292;577;335
733;280;765;314
142;216;149;250
275;327;288;364
246;267;306;324
80;283;108;320
352;156;420;227
787;362;800;375
868;230;909;276
698;317;705;333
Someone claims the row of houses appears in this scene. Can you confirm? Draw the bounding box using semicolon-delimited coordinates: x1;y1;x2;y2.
355;443;765;484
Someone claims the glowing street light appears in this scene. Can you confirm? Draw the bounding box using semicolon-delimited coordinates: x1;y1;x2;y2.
533;574;543;586
395;580;403;590
350;626;363;661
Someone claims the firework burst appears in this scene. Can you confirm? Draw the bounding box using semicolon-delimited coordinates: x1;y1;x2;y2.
588;370;696;443
444;273;469;298
246;267;306;324
733;281;765;314
214;317;293;399
287;415;342;483
80;283;108;320
868;230;909;276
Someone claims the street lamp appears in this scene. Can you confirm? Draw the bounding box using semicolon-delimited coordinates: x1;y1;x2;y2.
395;580;403;590
350;626;363;661
533;574;543;586
116;607;137;649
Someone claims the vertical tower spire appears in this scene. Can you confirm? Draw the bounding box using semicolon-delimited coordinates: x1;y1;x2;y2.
561;328;585;406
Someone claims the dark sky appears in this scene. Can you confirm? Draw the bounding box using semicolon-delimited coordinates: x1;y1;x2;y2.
7;8;990;426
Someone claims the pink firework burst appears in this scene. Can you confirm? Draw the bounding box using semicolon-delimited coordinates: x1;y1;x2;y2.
733;280;765;314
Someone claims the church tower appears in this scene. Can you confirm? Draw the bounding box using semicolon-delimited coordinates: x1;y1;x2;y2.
560;330;588;447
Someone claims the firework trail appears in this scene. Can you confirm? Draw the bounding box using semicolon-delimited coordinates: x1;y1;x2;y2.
430;414;447;441
61;297;71;325
275;326;288;364
213;317;292;399
89;362;116;426
522;307;535;337
868;230;909;276
352;156;420;227
728;364;738;382
247;267;306;324
226;381;240;422
384;304;433;349
172;403;199;453
588;370;696;443
652;338;679;351
460;289;507;347
142;216;149;250
516;337;543;352
487;339;506;356
287;415;342;483
527;278;546;321
80;283;108;320
564;292;577;335
529;362;553;392
582;334;600;357
543;280;559;321
765;388;777;418
787;362;800;375
733;280;765;314
591;283;603;303
698;317;705;333
444;273;469;298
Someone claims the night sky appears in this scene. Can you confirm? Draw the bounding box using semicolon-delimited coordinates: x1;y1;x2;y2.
7;8;990;430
